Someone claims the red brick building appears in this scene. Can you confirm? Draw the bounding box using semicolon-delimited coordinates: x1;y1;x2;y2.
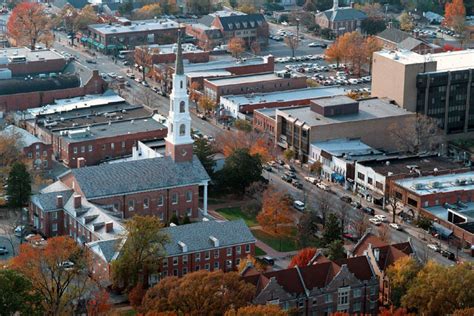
211;13;269;47
136;43;210;65
50;116;167;168
204;72;307;102
0;47;67;76
0;70;107;112
185;23;223;50
0;125;53;170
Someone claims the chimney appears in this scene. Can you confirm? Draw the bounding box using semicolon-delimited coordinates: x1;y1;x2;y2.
209;236;219;247
105;222;114;233
350;1;355;8
374;248;380;261
388;21;393;29
178;241;188;252
77;157;86;168
332;0;338;10
56;195;63;208
73;194;81;209
92;69;99;77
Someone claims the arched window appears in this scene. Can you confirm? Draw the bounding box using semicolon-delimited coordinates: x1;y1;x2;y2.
179;124;186;136
170;123;173;133
179;101;186;113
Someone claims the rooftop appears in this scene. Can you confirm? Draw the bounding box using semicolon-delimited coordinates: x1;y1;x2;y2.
51;115;166;143
89;19;179;35
313;95;355;107
317;6;367;22
277;98;411;127
0;47;65;63
359;155;465;176
376;28;411;44
162;220;255;256
139;43;203;54
217;13;267;32
426;202;474;223
179;55;272;74
395;171;474;196
67;156;210;199
311;138;381;158
0;125;44;147
220;87;346;106
0;74;80;96
206;71;302;86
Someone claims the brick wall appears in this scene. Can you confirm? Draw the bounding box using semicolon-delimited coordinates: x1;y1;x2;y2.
23;142;54;170
253;110;277;134
0;58;67;76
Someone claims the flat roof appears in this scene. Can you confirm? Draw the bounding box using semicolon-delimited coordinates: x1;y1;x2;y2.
221;87;346;106
375;49;474;70
395;171;474;196
187;70;232;78
313;95;356;107
140;43;203;54
426;203;474;222
89;19;179;35
53;115;166;143
0;47;65;63
277;98;411;127
207;72;299;86
182;55;271;74
311;138;380;157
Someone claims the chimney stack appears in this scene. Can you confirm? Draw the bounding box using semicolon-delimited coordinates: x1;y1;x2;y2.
73;195;81;209
77;157;86;168
105;222;114;233
350;1;355;8
56;195;63;208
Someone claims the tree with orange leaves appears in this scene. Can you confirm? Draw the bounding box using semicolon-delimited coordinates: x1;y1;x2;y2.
288;247;317;268
325;41;344;68
198;95;217;113
238;254;267;273
86;289;112;316
228;37;246;58
216;130;274;163
225;304;288;316
188;81;201;103
379;307;415;316
257;186;295;251
444;0;466;31
11;236;91;315
7;2;52;50
364;35;382;74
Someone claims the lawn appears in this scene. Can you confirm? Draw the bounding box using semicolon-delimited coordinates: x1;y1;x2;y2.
252;229;299;252
215;207;258;227
255;246;266;256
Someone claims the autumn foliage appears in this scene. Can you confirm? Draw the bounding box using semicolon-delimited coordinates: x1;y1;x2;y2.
228;37;246;58
216;129;274;162
444;0;466;28
225;304;288;316
86;290;112;316
7;2;52;49
288;248;317;268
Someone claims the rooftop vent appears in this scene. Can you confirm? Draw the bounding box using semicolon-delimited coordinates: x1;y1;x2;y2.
178;241;187;252
209;236;219;247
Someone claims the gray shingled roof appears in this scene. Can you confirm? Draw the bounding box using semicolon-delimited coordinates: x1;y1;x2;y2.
31;189;74;211
162;220;255;256
319;7;367;22
377;28;411;44
198;15;215;27
95;239;121;262
71;156;210;199
0;125;43;147
219;14;266;32
399;37;423;51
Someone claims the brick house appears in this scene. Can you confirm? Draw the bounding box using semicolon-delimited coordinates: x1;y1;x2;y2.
242;256;379;315
204;72;307;103
0;125;53;170
315;0;367;37
135;43;210;65
50;116;168;168
185;23;224;50
210;13;269;47
376;27;441;55
350;232;415;305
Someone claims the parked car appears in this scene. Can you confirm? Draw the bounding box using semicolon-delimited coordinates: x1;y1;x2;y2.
281;174;293;182
351;201;362;209
427;244;440;252
293;200;305;211
285;171;297;179
0;246;8;255
85;59;97;64
389;223;402;231
375;214;387;222
304;176;318;184
58;261;75;270
260;256;275;265
440;249;456;261
284;164;296;172
14;225;26;237
340;196;352;203
263;165;272;172
107;72;117;78
316;182;329;191
369;217;382;226
292;180;303;189
363;207;375;215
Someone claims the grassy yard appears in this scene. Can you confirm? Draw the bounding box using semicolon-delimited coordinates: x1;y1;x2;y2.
252;229;298;252
215;207;258;227
255;246;266;256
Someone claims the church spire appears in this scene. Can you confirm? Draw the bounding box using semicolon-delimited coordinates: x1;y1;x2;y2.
175;27;184;75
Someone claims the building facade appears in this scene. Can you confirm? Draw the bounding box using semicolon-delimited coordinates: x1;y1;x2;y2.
211;13;269;47
314;0;367;36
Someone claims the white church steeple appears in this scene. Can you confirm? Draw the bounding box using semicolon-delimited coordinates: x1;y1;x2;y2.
165;28;194;162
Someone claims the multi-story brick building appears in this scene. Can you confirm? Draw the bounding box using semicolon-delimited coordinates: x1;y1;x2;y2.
50;115;167;167
315;0;366;37
211;13;269;47
376;27;440;55
204;72;307;102
135;43;210;65
85;18;181;53
0;47;67;76
0;125;53;170
185;23;223;50
242;255;379;315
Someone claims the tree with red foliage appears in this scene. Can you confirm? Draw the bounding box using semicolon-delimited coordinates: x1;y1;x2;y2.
443;43;463;51
379;307;415;316
87;290;112;316
288;248;317;268
7;2;52;50
444;0;466;28
129;282;146;309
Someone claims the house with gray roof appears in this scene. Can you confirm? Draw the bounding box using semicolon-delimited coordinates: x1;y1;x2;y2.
376;27;440;55
315;0;367;36
211;13;269;47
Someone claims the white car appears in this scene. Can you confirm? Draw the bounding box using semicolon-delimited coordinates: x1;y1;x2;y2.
107;72;117;78
389;223;402;230
369;218;382;226
304;176;318;184
375;214;387;222
293;200;305;211
427;244;440;252
316;182;329;191
14;225;26;237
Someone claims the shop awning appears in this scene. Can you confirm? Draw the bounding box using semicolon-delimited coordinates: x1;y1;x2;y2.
80;37;88;42
98;44;105;50
87;38;93;43
107;44;117;50
433;222;453;238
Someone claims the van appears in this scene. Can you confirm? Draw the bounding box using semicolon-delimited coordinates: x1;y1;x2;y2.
336;71;346;77
293;200;305;211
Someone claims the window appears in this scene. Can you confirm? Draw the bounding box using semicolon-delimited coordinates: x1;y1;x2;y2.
325;294;333;303
245;244;250;253
173;257;178;266
51;212;58;220
353;302;361;312
173;269;178;276
128;199;135;211
353;288;361;298
81;146;85;153
158;195;164;206
298;300;305;308
195;265;200;271
143;198;149;209
205;251;210;260
73;147;78;154
28;152;32;158
214;250;219;259
179;124;186;136
236;246;241;255
111;143;115;150
172;193;178;205
186;190;192;202
338;287;350;306
52;223;58;232
183;255;188;264
357;172;365;180
368;177;373;185
227;248;232;257
370;286;376;296
180;81;183;89
179;101;185;113
187;208;192;216
205;263;210;270
214;262;219;269
43;150;47;157
183;267;187;275
102;144;106;150
121;141;125;148
88;145;93;152
376;181;383;190
195;253;200;262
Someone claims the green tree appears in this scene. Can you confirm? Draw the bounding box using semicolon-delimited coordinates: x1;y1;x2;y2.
186;0;211;15
182;215;191;225
296;211;319;248
111;216;169;290
193;138;216;177
399;11;414;31
6;162;31;208
386;256;422;307
283;148;294;161
217;148;263;196
325;240;346;260
118;1;133;16
320;27;334;39
415;216;432;231
322;213;342;245
234;119;252;132
361;17;386;35
0;269;43;316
